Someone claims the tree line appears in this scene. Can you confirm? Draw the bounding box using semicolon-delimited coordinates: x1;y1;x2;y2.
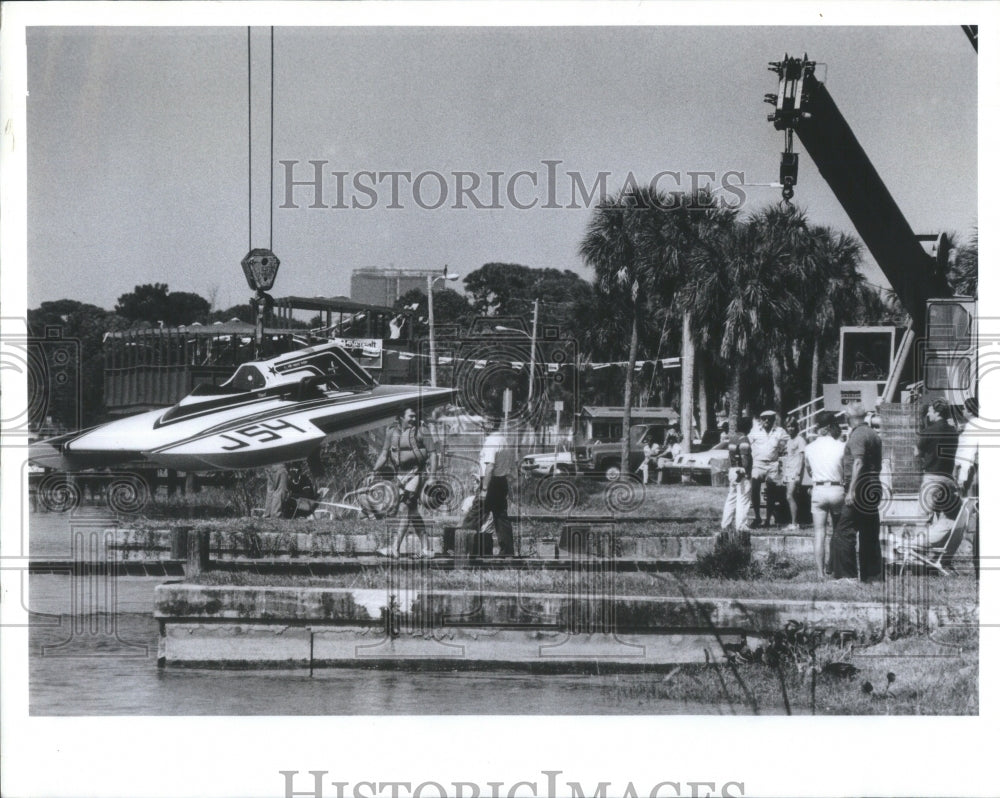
29;198;975;436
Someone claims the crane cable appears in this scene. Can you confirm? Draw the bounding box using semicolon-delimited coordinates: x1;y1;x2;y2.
247;27;251;252
247;26;276;252
270;26;274;252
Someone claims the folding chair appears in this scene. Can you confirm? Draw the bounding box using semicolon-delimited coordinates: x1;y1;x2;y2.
893;496;977;575
309;484;368;519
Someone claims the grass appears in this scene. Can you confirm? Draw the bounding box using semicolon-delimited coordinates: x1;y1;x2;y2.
120;484;733;550
518;476;727;517
603;626;978;715
142;477;729;522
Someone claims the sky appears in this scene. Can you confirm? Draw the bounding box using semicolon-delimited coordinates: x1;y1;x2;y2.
26;25;978;316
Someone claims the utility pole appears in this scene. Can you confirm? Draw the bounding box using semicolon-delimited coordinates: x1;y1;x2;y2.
528;298;539;402
427;272;437;387
427;265;459;388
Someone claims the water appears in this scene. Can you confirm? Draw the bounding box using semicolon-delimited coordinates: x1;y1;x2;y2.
27;505;122;559
26;509;730;715
30;612;717;715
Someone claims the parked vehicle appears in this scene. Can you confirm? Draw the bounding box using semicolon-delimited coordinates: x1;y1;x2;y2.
519;450;577;477
574;424;673;481
656;441;731;484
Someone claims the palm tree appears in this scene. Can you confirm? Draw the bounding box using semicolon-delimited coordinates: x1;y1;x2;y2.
639;192;700;453
668;192;739;446
752;204;818;413
579;186;667;476
689;208;803;432
798;227;865;402
949;227;978;298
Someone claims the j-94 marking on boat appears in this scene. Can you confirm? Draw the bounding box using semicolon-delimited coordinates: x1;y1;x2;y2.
219;419;308;450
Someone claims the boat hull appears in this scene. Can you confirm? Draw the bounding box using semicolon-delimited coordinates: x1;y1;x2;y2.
39;385;455;472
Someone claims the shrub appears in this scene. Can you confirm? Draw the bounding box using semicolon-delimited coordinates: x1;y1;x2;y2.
696;529;760;580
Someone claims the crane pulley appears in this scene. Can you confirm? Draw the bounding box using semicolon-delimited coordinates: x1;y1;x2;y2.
764;54;817;202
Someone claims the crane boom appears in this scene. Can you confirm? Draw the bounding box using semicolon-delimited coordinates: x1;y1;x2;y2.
766;55;951;335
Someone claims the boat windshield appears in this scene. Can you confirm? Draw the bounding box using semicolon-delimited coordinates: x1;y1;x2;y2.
207;346;375;395
228;364;267;391
272;346;374;391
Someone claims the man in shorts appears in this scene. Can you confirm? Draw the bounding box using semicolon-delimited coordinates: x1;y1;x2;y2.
782;418;806;530
372;405;436;558
804;411;846;578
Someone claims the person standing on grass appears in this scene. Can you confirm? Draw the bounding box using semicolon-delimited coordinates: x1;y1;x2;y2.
804;412;846;578
748;410;788;528
264;462;290;519
829;403;883;582
479;417;516;556
782;418;806;530
721;416;754;535
372;405;436;558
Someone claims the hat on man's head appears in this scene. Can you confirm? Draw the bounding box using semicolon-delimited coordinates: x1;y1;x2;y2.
760;410;777;418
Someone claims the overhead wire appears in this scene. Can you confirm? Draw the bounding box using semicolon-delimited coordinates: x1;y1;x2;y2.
269;26;274;252
247;27;251;251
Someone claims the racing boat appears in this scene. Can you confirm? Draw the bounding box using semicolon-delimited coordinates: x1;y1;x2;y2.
30;342;455;472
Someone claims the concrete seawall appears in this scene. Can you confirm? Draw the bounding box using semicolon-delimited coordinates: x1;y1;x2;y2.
154;583;976;669
114;527;817;560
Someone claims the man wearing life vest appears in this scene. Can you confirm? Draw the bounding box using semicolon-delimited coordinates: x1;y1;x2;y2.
373;405;436;558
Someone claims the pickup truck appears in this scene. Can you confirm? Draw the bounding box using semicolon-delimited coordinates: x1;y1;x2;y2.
519;448;576;477
574;424;672;481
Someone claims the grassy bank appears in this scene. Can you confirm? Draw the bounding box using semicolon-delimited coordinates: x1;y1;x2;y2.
603;627;978;715
140;479;729;524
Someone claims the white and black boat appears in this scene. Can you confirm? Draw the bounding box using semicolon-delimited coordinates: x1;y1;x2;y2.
31;342;454;472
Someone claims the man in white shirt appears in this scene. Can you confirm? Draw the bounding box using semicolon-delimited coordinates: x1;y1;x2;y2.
953;397;980;498
748;410;789;528
804;411;846;578
479;419;516;556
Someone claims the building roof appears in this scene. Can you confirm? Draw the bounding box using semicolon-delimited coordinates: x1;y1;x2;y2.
353;267;444;278
581;406;679;421
275;295;402;315
105;321;295;339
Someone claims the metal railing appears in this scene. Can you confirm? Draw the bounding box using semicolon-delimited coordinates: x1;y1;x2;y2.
786;395;824;434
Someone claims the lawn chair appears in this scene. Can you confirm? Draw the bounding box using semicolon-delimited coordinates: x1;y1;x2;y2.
893;496;977;576
298;475;371;520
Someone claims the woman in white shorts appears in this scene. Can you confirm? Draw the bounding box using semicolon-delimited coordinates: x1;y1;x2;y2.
804;411;846;578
